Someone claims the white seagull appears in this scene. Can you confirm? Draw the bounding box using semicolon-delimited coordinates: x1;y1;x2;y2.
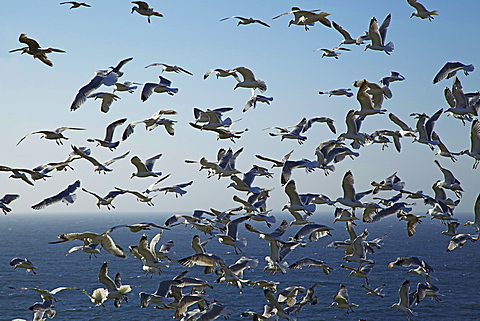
131;1;163;23
433;61;474;84
17;127;85;146
459;118;480;168
220;16;270;27
87;118;127;150
130;153;163;178
407;0;438;21
122;109;177;140
145;62;193;75
233;66;267;92
364;14;394;55
141;76;178;102
71;145;130;173
31;180;80;210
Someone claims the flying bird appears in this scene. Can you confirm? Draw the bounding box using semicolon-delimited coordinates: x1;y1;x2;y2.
131;1;163;23
31;180;81;210
17;127;85;146
407;0;438;21
220;16;270;27
60;2;91;9
433;61;474;84
87;118;127;150
9;33;65;67
145;62;193;75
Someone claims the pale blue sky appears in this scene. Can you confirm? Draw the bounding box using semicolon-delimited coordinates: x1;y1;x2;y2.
1;0;478;216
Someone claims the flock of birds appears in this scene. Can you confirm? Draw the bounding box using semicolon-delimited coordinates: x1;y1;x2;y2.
4;1;480;321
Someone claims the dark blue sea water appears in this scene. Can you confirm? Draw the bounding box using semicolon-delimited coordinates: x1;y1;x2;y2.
1;211;479;321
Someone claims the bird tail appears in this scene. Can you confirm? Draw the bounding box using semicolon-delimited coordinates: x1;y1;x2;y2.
384;42;394;53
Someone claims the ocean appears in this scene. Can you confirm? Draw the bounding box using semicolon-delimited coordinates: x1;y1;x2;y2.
1;211;479;321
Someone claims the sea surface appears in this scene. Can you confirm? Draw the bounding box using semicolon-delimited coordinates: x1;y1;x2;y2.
1;211;479;321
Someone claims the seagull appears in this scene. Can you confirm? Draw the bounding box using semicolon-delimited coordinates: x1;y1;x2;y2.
318;88;353;97
131;1;163;23
113;81;142;93
335;170;372;212
332;21;357;45
215;216;250;254
410;108;442;150
459;118;480;168
70;58;132;111
98;262;131;307
380;71;405;86
364;14;394;55
66;243;101;258
290;223;334;242
60;2;91;9
71;145;130;173
122;109;177;140
131;233;164;275
255;149;294;168
433;61;474;84
145;63;193;75
153;180;194;197
388;256;434;273
314;47;351;59
272;7;331;31
443;77;479;122
130;153;163;178
233;66;267;92
31;180;80;210
81;188;126;210
434;160;463;197
178;253;225;274
446;233;477;252
243;94;274;112
49;229;127;258
9;33;65;67
220;16;270;27
203;68;241;81
282;179;316;215
354;79;387;116
371;172;405;194
415;281;444;303
407;0;438;21
390;280;416;320
268;118;308;144
87;118;127;150
10;257;38;274
340;261;375;285
115;173;171;206
0;165;49;185
288;258;333;274
339;110;372;149
86;92;121;113
17;127;85;145
330;283;358;313
0;194;20;214
361;283;386;297
141;76;178;101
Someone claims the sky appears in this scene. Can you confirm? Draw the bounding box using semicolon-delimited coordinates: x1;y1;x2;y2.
0;0;479;217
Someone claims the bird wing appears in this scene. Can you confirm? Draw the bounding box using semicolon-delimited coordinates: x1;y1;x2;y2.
98;262;118;291
143;153;162;171
102;151;130;167
234;66;256;81
368;17;383;46
104;118;127;141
